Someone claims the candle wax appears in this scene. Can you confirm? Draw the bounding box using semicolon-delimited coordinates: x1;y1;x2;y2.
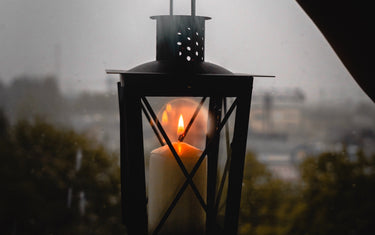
148;142;207;235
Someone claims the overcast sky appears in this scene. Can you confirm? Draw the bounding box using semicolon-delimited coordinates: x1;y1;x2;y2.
0;0;370;104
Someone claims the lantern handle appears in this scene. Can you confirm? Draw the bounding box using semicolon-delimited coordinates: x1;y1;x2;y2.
170;0;196;16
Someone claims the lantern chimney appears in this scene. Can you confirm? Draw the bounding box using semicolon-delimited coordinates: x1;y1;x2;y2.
151;0;210;62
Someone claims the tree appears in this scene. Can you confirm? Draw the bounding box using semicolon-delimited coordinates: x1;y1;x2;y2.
239;153;299;235
238;149;375;235
290;150;375;235
0;115;126;235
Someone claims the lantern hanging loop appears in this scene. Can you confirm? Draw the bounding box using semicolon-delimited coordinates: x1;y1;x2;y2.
170;0;196;16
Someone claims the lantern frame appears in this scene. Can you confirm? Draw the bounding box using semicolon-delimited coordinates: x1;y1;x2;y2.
107;3;273;234
109;69;253;235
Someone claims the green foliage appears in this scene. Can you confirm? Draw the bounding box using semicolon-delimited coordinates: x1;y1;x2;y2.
239;153;299;235
0;115;126;235
239;149;375;235
292;150;375;235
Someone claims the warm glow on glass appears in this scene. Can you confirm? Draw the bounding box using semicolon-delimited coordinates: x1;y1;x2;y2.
177;114;185;137
162;110;168;125
156;98;207;149
166;103;172;112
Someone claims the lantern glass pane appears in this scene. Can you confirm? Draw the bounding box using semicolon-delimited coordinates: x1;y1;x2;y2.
142;96;209;235
214;97;237;227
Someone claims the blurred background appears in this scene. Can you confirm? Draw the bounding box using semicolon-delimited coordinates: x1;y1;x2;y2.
1;0;374;234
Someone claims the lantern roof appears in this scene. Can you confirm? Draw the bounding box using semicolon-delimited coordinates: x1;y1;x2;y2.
107;2;274;78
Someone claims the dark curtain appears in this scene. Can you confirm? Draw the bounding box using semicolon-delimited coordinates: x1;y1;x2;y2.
296;0;375;102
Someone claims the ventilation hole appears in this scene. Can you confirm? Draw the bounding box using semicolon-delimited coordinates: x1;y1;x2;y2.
187;56;191;61
196;41;199;46
187;37;191;41
187;27;191;31
177;42;182;46
201;57;204;61
202;37;204;41
196;32;199;36
179;51;182;56
195;51;199;56
187;46;191;51
177;32;182;35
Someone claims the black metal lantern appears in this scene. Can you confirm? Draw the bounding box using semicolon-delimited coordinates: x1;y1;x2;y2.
107;1;271;234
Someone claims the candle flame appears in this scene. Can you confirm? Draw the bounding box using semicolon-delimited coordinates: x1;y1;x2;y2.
177;114;185;137
162;110;168;125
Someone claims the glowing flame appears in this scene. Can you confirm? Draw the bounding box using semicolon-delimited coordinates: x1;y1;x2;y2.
177;114;185;137
162;110;168;125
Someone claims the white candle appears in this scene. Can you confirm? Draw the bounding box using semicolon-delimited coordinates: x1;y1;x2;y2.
148;115;207;235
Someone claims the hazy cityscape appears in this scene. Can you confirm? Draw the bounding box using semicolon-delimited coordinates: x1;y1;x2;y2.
1;69;374;235
1;75;374;182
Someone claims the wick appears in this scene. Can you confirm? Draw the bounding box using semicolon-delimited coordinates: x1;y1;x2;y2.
178;134;185;142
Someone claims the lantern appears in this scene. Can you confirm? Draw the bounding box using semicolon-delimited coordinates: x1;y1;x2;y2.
107;1;272;234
